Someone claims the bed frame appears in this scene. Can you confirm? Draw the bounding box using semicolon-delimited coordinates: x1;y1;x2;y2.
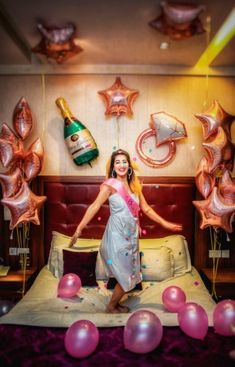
1;176;235;367
30;175;210;273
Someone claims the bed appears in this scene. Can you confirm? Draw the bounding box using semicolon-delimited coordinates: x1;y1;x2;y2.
0;176;234;367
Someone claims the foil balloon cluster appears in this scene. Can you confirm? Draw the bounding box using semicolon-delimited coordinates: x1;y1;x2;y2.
136;111;187;167
0;97;46;230
149;1;205;40
32;22;83;63
193;100;235;233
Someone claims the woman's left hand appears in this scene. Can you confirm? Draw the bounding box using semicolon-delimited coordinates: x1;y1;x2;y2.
164;221;183;232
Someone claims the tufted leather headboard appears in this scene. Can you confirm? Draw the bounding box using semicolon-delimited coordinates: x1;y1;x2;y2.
33;176;198;269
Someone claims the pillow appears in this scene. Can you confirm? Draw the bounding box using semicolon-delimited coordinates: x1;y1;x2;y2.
140;247;174;281
139;235;191;275
47;231;107;279
63;250;98;286
50;231;101;249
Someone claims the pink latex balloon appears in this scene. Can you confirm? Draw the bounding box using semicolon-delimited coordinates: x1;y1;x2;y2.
58;273;81;298
124;310;163;354
213;299;235;336
162;286;186;312
178;302;208;340
64;320;99;358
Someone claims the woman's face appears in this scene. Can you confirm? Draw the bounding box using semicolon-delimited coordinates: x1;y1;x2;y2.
113;154;129;178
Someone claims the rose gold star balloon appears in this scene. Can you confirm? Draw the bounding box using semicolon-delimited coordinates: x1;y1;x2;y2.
195;157;215;199
193;187;235;233
32;22;83;64
149;1;205;40
0;123;25;167
98;77;139;117
0;138;25;168
0;138;15;167
203;127;235;173
162;1;205;24
13;97;33;141
0;123;18;144
1;181;47;230
0;168;23;198
195;100;235;141
219;170;235;205
24;138;44;181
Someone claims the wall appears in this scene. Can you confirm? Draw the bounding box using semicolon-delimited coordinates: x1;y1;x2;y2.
0;74;234;177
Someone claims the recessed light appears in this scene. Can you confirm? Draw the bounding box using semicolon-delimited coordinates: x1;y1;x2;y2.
160;42;169;50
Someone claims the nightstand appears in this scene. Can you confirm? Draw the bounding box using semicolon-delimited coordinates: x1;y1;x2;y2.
201;268;235;301
0;267;37;301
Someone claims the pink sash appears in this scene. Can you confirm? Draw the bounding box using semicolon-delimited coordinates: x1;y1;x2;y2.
103;178;140;218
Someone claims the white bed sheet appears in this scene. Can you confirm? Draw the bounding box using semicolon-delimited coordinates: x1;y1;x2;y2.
0;266;215;327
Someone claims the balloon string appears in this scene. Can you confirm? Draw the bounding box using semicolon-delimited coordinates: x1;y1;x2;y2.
41;73;46;141
116;116;120;148
210;227;220;300
16;222;30;297
203;16;211;108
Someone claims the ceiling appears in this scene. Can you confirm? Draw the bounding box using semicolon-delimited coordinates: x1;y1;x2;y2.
0;0;234;74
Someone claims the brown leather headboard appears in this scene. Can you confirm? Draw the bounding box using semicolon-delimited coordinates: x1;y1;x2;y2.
34;176;197;268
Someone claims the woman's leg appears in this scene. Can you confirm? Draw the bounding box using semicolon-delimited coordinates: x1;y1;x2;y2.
106;283;127;313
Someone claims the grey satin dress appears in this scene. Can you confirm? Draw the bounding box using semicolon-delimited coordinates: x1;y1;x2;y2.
99;191;142;292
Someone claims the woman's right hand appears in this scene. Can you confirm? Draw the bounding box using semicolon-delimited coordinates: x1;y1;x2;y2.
69;229;82;247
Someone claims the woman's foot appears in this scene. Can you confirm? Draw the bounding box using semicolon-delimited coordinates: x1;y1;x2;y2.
106;305;120;313
117;304;130;313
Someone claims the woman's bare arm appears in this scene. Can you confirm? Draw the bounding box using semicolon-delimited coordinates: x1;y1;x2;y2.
69;185;112;246
139;192;183;232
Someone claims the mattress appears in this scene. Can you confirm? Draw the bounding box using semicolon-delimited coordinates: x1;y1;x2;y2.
0;265;215;328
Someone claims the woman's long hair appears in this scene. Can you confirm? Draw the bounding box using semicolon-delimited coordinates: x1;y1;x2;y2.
106;149;142;196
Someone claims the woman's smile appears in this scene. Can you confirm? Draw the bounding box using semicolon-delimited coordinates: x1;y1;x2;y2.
114;154;129;177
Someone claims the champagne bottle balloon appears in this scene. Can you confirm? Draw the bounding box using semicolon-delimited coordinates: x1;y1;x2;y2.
56;97;99;166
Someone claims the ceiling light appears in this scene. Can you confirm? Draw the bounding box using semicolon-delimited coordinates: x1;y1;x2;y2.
160;42;169;50
195;7;235;68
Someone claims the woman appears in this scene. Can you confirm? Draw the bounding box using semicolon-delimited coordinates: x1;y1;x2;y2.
69;149;182;313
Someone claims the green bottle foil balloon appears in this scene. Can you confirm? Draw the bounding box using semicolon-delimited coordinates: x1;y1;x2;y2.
56;97;99;166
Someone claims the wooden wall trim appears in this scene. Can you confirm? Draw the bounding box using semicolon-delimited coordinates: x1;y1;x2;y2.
1;64;235;77
37;175;196;185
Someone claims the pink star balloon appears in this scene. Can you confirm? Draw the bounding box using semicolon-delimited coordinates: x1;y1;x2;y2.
195;156;215;199
195;100;235;141
202;127;235;173
98;77;139;117
193;187;235;233
32;22;83;64
149;1;205;40
0;123;18;144
1;181;47;230
24;138;44;181
0;168;23;198
0;138;25;168
219;170;235;205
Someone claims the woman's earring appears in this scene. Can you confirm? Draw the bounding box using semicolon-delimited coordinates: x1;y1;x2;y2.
128;167;133;179
112;169;116;178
